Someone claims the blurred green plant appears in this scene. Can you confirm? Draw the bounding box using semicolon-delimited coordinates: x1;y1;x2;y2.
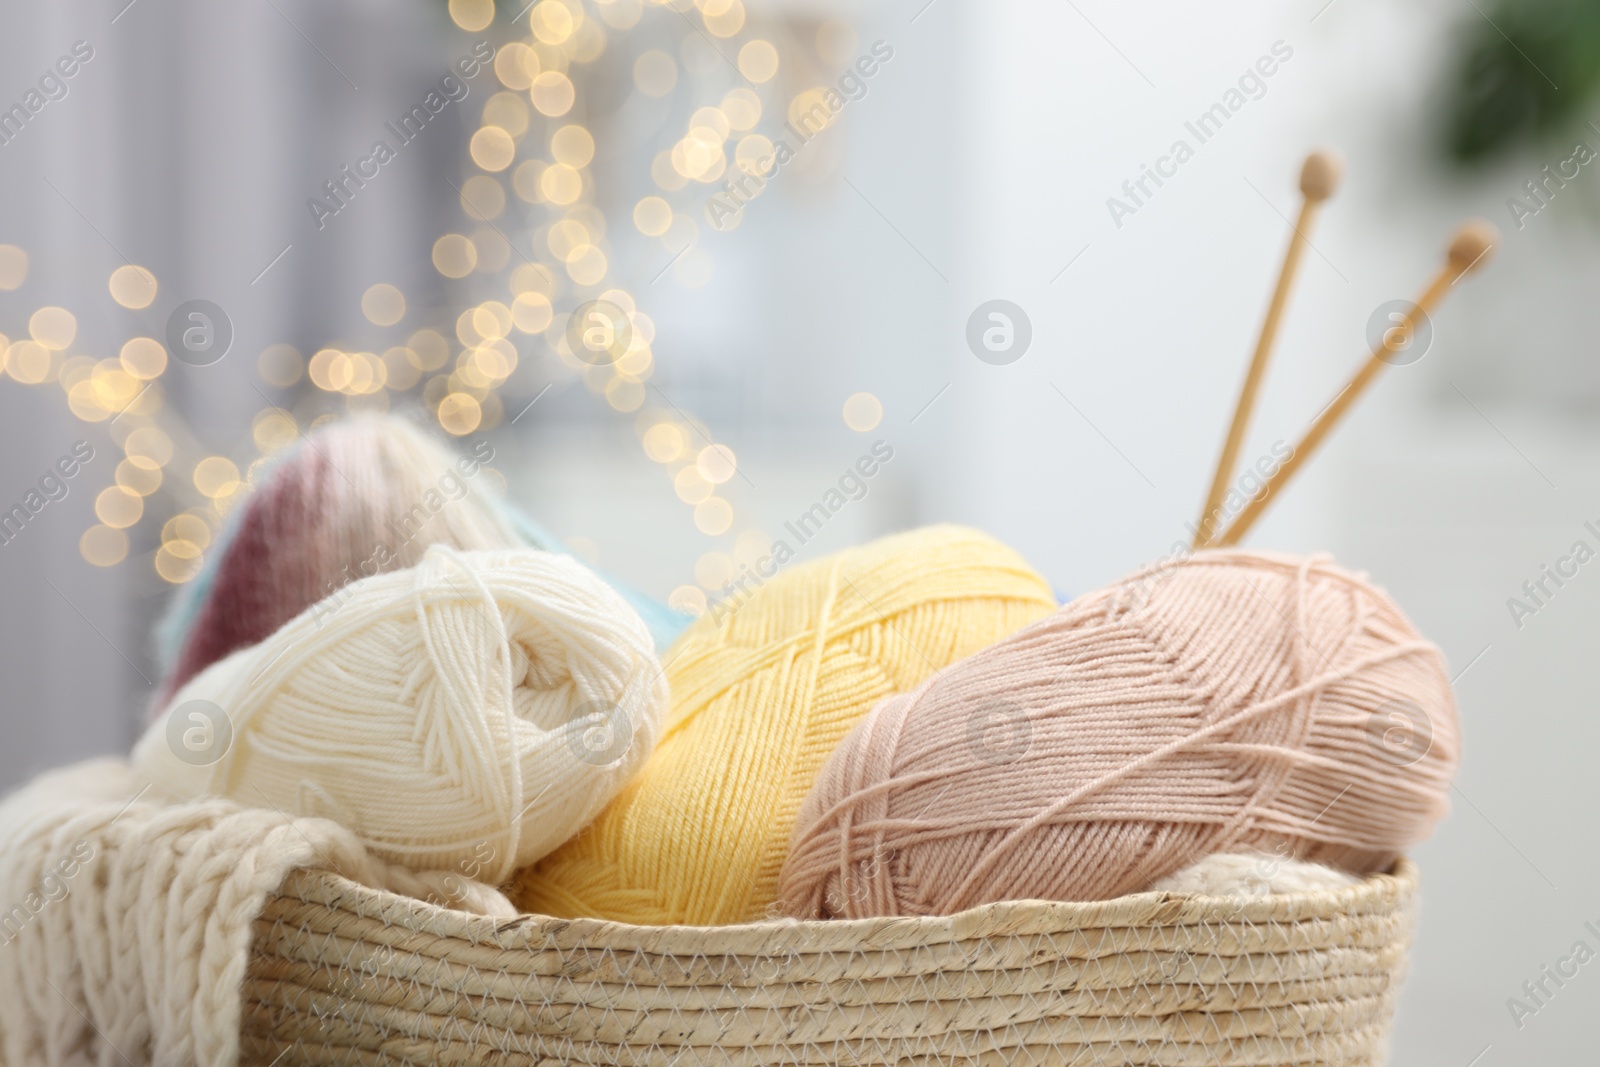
1441;0;1600;165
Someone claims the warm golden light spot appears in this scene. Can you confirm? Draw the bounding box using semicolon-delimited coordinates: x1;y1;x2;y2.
615;341;652;380
252;408;299;452
738;39;779;82
674;465;713;504
254;343;301;387
668;585;707;616
547;218;590;260
672;132;724;181
438;392;483;435
80;525;128;567
123;426;173;469
697;444;737;484
512;159;546;203
530;71;575;116
409;329;450;370
473;301;512;341
551;124;595;167
155;544;203;584
432;234;478;278
598;287;635;315
651;151;688;191
448;0;494;30
67;381;111;422
843;391;884;431
162;513;212;550
633;196;672;237
95;486;143;529
531;0;576;43
541;163;583;205
633;50;677;97
691;107;731;142
483;90;531;137
643;421;685;462
511;262;556;298
460;174;506;220
7;340;53;384
307;348;340;391
566;244;607;286
494;43;539;90
721;88;761;130
695;497;734;535
736;134;775;176
571;18;607;62
470;126;516;172
605;375;643;411
704;0;744;37
120;337;167;380
116;457;163;496
163;537;203;560
91;362;139;410
0;245;28;290
788;88;835;131
512;292;553;333
194;456;241;498
29;307;76;350
109;265;158;309
361;283;407;326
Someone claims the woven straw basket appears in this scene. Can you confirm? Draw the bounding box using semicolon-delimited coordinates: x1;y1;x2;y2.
241;859;1418;1066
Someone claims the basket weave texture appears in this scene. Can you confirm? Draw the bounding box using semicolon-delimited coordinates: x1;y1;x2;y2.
241;859;1417;1066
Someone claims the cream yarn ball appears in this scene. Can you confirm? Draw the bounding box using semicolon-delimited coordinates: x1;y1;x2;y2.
1152;852;1359;897
132;546;667;883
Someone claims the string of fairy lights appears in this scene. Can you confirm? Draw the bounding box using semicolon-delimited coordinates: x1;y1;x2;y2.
0;0;883;617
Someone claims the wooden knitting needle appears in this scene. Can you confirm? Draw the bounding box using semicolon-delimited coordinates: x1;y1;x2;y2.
1194;151;1342;549
1214;219;1500;549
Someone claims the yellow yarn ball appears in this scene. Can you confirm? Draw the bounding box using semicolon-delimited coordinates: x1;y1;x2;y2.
510;525;1056;925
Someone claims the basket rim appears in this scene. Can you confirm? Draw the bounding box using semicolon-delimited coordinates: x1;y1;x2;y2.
268;858;1417;956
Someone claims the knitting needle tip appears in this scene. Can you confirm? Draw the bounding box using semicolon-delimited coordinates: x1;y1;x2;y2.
1298;151;1343;203
1448;219;1499;276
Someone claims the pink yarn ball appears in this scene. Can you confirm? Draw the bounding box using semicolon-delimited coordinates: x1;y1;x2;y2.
777;551;1460;919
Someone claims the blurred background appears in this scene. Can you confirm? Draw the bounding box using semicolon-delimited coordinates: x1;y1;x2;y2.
1;0;1597;1061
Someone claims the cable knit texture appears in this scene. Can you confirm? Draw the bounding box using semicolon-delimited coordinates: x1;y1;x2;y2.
0;759;511;1067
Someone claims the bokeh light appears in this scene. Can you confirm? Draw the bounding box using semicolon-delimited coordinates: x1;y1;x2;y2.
694;497;734;535
843;391;884;431
95;486;144;529
119;337;167;380
432;235;479;278
0;245;28;290
551;124;595;167
737;40;779;82
108;265;158;309
531;71;576;116
633;50;677;97
470;126;517;172
361;283;407;326
79;525;128;567
193;456;241;498
448;0;494;31
29;307;76;351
